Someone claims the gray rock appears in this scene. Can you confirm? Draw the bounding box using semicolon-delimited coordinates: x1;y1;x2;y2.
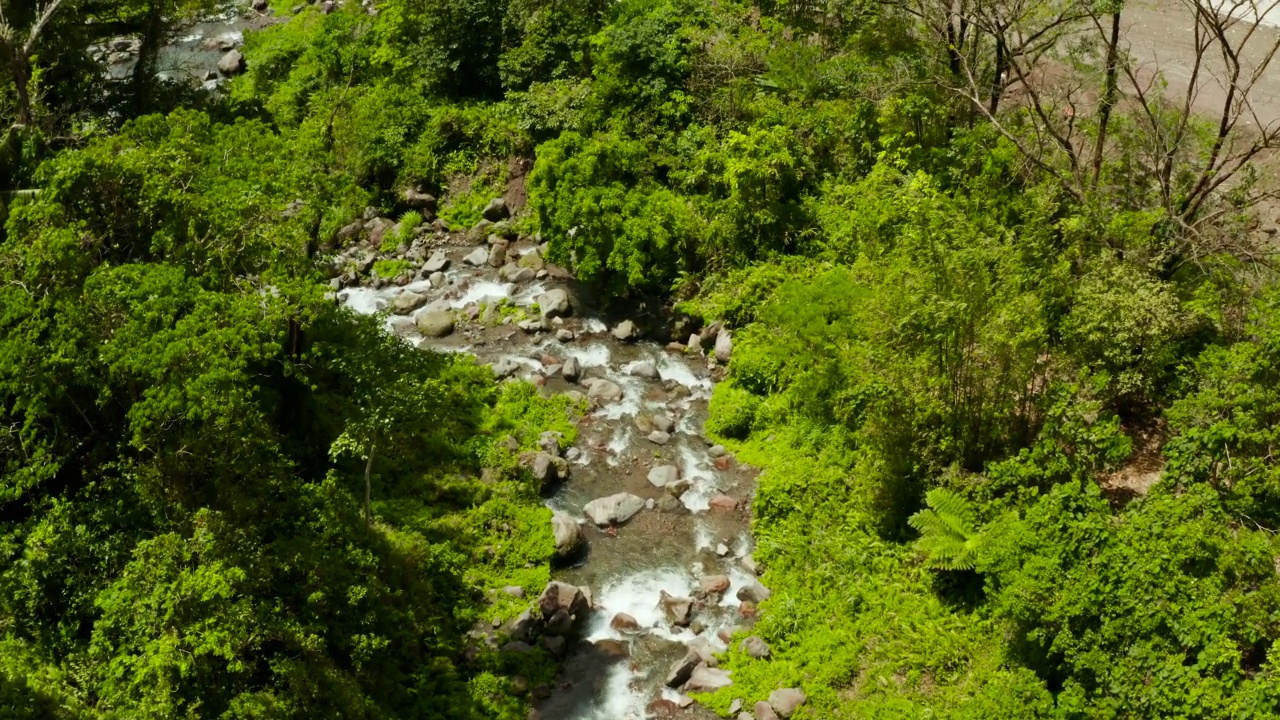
540;634;566;655
531;452;556;483
505;609;538;642
464;247;489;266
630;361;659;379
709;444;728;458
687;636;718;666
217;49;245;75
610;613;641;633
754;701;780;720
653;414;675;433
429;271;447;288
768;689;806;718
492;359;521;378
665;478;691;498
738;714;755;720
556;328;575;342
538;431;563;456
537;581;591;634
730;699;743;714
403;187;436;211
737;582;772;604
502;264;536;283
742;554;759;575
551;512;583;558
388;316;415;337
716;543;731;557
482;197;510;222
517;318;545;333
583;492;645;526
562;356;581;382
587;379;623;404
487;240;508;268
656;494;686;513
684;664;732;692
537;288;571;319
612;320;639;341
415;311;454;338
741;636;771;659
423;250;449;273
648;465;679;488
659;590;694;627
390;291;427;314
715;329;733;362
648;431;671;445
666;655;698;688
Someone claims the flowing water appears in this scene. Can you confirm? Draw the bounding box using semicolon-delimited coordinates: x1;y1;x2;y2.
337;231;759;719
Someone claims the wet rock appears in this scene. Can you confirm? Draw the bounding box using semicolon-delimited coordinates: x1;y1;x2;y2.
700;575;731;595
739;601;758;618
754;701;780;720
593;639;629;660
648;430;671;445
653;414;675;433
656;494;687;513
665;478;691;498
709;444;728;458
659;590;693;627
647;698;680;716
716;543;731;557
717;626;740;644
390;291;427;314
429;271;447;288
612;320;640;341
742;554;759;575
666;655;698;688
464;247;489;266
610;613;641;633
537;288;571;319
482;197;510;222
587;379;623;404
737;582;772;604
741;636;771;659
416;311;454;338
423;250;449;273
684;664;732;692
630;361;659;379
709;494;738;512
687;636;718;666
634;415;656;434
715;330;733;363
648;465;679;488
402;187;437;211
562;356;581;382
769;689;807;718
556;329;575;342
218;49;245;75
583;492;645;526
551;512;583;558
388;316;415;337
714;455;734;470
677;694;695;708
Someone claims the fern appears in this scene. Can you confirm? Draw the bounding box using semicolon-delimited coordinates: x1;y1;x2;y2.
908;488;983;571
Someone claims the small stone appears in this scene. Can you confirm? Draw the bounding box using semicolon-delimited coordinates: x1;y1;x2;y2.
684;664;732;692
656;495;686;513
531;452;556;483
665;478;691;498
666;655;698;688
659;590;694;627
709;444;728;458
630;361;659;379
423;250;449;273
754;701;780;720
739;601;758;618
429;271;447;288
653;414;675;433
556;329;575;342
730;699;744;714
587;379;624;404
562;356;581;382
716;543;730;557
742;554;759;575
389;291;427;314
715;330;733;363
648;430;671;445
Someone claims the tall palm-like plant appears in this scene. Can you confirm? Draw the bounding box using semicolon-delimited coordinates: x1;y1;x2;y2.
908;488;983;571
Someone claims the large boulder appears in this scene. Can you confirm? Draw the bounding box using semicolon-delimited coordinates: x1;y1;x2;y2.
217;49;245;75
715;329;733;363
583;493;645;526
612;320;639;341
464;247;489;266
700;575;731;595
586;379;623;404
402;187;437;211
648;465;679;488
630;361;659;379
415;311;454;338
666;655;698;688
610;613;641;633
482;197;510;222
537;582;591;637
537;288;571;319
561;356;581;382
684;665;732;692
768;689;807;718
423;250;449;273
530;452;557;484
659;590;694;627
390;291;427;314
551;512;583;558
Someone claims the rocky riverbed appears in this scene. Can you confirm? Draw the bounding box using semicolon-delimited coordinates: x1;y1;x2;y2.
330;197;794;719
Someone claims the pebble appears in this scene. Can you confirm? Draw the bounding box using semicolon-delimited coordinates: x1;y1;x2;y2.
648;430;671;445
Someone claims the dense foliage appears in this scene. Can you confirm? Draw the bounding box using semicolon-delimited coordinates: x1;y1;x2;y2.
5;0;1280;717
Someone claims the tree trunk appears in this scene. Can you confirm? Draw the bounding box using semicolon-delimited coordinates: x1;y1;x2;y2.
129;1;167;115
1091;10;1122;188
363;443;375;530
